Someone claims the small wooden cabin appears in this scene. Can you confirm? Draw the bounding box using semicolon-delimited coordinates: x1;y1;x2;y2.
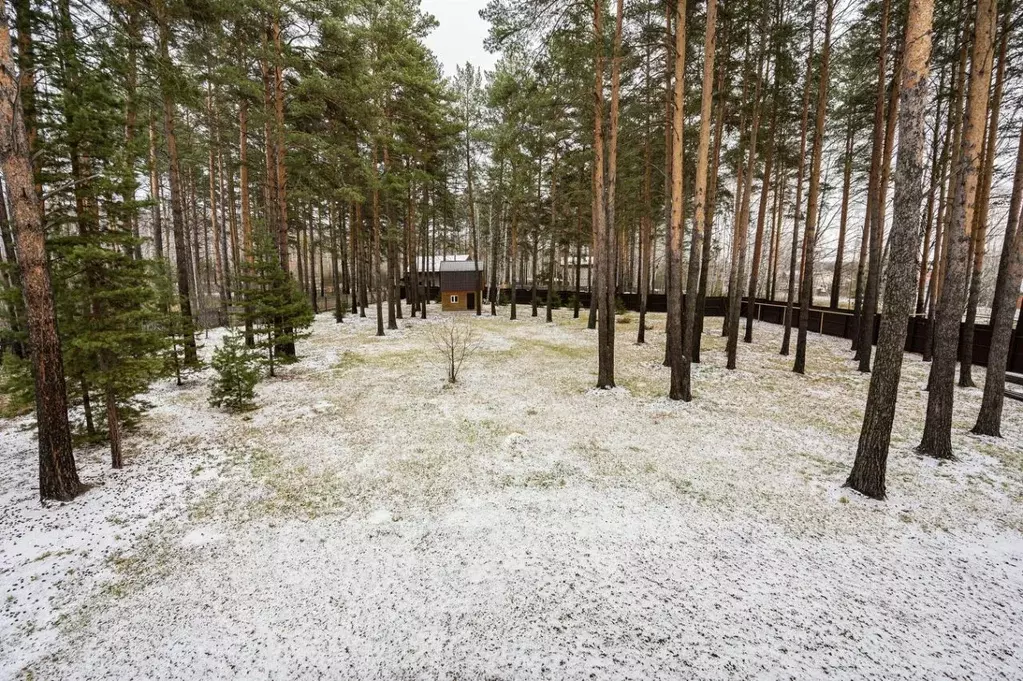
440;260;485;311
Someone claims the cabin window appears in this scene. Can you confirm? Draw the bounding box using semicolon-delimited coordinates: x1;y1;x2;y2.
450;295;459;304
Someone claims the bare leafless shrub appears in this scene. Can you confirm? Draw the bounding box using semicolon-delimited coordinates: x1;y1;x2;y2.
427;317;482;384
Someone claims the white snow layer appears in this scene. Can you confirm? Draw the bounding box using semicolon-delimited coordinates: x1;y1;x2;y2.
1;307;1022;680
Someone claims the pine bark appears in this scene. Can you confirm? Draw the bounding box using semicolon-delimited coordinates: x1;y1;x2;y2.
594;0;616;389
666;0;688;398
959;15;1007;387
679;0;716;398
919;0;997;459
847;0;935;499
0;1;82;501
973;124;1023;436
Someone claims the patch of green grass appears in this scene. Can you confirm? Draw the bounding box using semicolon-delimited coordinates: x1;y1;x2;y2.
457;418;509;447
512;339;592;361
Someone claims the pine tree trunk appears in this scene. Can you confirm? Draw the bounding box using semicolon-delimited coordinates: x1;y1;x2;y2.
919;0;997;459
916;69;947;315
793;0;834;374
679;0;717;399
728;35;766;368
859;49;902;372
847;0;935;499
959;16;1007;387
546;145;559;324
973;124;1023;436
510;183;519;321
694;57;726;364
0;3;82;500
666;0;688;399
781;5;816;357
239;97;255;346
744;52;774;346
854;0;892;360
593;0;615;389
148;111;164;261
157;7;198;364
830;124;854;309
638;34;654;345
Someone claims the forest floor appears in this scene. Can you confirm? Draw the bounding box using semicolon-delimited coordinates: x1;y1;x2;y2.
2;305;1022;680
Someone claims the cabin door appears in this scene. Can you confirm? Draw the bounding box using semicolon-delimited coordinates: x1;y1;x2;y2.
467;293;475;310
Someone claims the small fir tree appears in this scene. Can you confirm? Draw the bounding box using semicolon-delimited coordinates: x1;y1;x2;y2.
240;228;314;377
209;332;261;412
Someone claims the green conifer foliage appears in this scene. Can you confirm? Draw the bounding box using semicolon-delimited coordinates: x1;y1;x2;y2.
209;331;261;412
240;228;314;378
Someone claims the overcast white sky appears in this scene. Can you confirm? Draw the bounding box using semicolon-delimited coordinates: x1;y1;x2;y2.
421;0;498;78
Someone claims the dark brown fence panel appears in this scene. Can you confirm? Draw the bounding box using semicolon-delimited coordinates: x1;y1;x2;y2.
500;288;1022;373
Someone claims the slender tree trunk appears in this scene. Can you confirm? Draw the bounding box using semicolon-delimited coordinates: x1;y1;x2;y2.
916;70;946;315
158;7;197;364
830;124;854;309
793;0;834;374
546;145;559;323
372;145;384;336
919;0;997;459
973;124;1023;436
694;56;726;364
509;177;519;321
743;50;774;345
638;32;654;344
239;97;255;346
148;110;164;260
859;50;903;372
678;0;717;399
781;4;816;356
847;0;935;499
0;2;81;500
728;35;766;369
959;14;1007;387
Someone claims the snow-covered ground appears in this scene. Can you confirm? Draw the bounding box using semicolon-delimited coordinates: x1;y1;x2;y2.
2;306;1022;680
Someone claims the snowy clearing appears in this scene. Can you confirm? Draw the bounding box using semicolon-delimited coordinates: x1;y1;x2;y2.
2;307;1022;680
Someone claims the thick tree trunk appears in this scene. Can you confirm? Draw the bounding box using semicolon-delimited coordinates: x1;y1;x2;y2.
0;3;82;501
593;0;615;388
918;0;997;459
666;0;688;398
847;0;935;499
